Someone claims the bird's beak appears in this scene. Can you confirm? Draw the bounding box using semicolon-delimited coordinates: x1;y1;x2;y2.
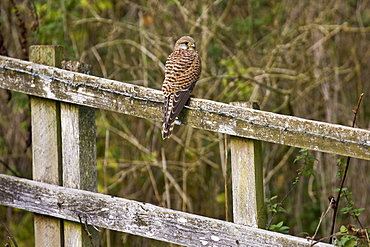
189;42;196;49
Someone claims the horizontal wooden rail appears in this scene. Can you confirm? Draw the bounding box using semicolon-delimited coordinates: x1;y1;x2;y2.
0;174;332;247
1;55;369;160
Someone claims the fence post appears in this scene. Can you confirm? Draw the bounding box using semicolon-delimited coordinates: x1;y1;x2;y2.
230;102;266;228
30;45;64;247
61;61;98;246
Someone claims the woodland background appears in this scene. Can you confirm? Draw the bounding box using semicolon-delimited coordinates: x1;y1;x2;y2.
1;0;370;246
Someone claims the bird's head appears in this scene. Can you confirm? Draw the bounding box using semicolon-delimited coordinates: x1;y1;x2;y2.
174;36;197;50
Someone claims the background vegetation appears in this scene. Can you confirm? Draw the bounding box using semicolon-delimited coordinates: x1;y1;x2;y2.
1;0;370;246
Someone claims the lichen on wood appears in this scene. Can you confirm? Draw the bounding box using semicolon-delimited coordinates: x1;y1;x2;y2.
0;174;333;247
0;55;369;160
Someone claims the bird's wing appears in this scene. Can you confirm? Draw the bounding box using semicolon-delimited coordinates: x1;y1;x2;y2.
164;88;191;125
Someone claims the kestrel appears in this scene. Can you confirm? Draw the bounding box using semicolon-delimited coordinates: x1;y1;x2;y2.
162;36;202;139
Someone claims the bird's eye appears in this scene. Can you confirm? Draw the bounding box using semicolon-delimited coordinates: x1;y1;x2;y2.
184;42;189;45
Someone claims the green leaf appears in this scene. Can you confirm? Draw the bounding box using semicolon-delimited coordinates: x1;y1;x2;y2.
277;207;287;213
334;187;347;192
337;235;356;247
276;221;284;227
270;195;278;200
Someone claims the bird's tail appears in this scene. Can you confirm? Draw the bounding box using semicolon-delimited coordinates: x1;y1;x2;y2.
162;95;175;139
162;121;175;139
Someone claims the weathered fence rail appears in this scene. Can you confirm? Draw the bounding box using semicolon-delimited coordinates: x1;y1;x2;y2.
1;55;370;160
1;44;368;246
0;174;332;247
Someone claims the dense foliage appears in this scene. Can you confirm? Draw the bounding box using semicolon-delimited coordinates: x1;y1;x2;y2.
1;0;370;246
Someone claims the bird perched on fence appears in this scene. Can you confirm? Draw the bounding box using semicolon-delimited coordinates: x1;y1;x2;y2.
161;36;202;139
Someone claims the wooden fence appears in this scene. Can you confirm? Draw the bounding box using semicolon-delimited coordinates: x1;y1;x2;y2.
1;45;369;246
